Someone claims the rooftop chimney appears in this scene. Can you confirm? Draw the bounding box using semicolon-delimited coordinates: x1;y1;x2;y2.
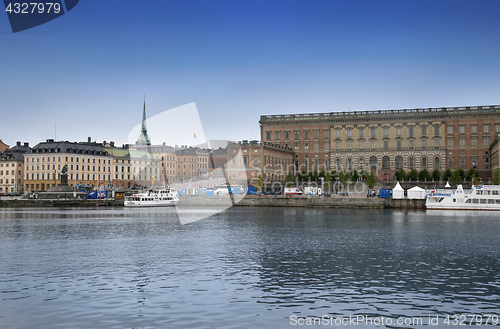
24;142;29;147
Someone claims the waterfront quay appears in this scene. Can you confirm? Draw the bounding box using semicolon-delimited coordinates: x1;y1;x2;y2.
0;194;425;209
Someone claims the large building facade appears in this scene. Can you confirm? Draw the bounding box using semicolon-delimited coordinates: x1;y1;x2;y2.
24;139;113;192
260;105;500;180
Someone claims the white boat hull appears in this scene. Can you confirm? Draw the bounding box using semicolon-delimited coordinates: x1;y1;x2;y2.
124;200;178;207
426;184;500;211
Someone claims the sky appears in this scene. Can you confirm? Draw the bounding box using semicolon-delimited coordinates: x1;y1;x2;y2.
1;0;500;148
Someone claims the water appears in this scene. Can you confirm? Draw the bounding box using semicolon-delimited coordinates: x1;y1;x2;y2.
0;207;499;328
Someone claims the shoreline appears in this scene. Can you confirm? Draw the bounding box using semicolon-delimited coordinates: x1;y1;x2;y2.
0;195;426;209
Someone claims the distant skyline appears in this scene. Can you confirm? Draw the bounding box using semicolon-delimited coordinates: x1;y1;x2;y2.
1;0;500;147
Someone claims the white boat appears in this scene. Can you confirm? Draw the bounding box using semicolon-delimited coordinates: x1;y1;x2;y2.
124;188;179;207
426;184;500;210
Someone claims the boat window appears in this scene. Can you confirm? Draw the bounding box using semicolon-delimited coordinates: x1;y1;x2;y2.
492;190;499;195
465;199;471;203
485;190;491;195
496;200;500;204
473;199;479;204
476;190;483;195
453;199;456;202
480;199;487;204
488;199;495;204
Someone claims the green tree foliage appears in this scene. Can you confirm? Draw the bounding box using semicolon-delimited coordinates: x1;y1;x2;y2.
318;170;326;178
419;169;431;181
351;169;359;181
312;170;319;181
466;168;477;181
285;171;294;187
493;170;500;185
398;169;406;181
338;170;349;184
330;170;338;180
257;174;263;191
367;171;377;189
298;169;308;182
408;169;419;181
443;168;452;181
360;170;368;180
450;168;465;186
431;169;441;181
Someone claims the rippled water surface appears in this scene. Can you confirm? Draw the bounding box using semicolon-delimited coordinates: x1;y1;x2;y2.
0;207;499;328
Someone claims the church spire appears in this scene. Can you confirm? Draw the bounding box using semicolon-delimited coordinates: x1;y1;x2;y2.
137;95;151;145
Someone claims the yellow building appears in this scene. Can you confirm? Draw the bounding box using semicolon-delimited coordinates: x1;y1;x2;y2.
24;139;112;192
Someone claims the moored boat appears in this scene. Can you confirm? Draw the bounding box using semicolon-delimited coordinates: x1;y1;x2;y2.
124;188;179;207
426;184;500;210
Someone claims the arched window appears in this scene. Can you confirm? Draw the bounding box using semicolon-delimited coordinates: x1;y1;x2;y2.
422;157;427;168
434;157;440;169
348;158;352;171
382;156;390;170
409;157;414;169
336;158;341;171
369;156;378;171
359;158;364;170
395;156;403;170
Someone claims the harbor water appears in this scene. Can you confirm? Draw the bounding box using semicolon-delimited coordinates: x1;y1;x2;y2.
0;207;499;328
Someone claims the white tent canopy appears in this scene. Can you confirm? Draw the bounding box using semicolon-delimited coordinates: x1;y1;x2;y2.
445;181;451;188
392;181;404;199
407;186;426;199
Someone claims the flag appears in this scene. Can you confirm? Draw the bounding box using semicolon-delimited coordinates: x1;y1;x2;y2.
194;133;196;138
152;176;155;184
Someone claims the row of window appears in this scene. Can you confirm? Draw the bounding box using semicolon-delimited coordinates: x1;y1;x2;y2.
448;123;499;134
0;163;21;167
266;129;329;140
0;170;19;176
266;123;500;141
26;173;111;181
0;179;20;184
331;155;441;171
27;164;110;172
26;156;110;164
449;137;490;147
334;139;441;150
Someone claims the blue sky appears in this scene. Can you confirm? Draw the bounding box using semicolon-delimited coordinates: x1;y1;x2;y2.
1;0;499;147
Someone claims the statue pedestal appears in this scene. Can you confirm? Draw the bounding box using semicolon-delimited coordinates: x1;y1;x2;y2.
60;173;68;186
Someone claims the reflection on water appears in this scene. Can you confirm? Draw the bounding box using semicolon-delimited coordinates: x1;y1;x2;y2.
0;207;499;328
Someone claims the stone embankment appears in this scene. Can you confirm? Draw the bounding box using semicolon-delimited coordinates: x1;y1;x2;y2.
0;195;425;209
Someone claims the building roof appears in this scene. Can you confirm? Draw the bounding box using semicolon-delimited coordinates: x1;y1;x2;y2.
104;147;157;159
8;142;30;153
0;152;24;161
30;139;109;156
175;148;197;156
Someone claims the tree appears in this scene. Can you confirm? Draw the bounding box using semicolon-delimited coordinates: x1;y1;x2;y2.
351;169;359;181
298;169;308;182
312;170;319;181
398;169;406;181
285;171;294;187
367;171;377;189
330;170;338;180
360;170;368;180
318;170;326;178
466;168;477;181
419;169;431;181
324;171;332;189
431;169;441;181
408;169;419;181
338;170;348;184
443;168;452;181
257;174;263;192
450;168;464;186
493;170;500;185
